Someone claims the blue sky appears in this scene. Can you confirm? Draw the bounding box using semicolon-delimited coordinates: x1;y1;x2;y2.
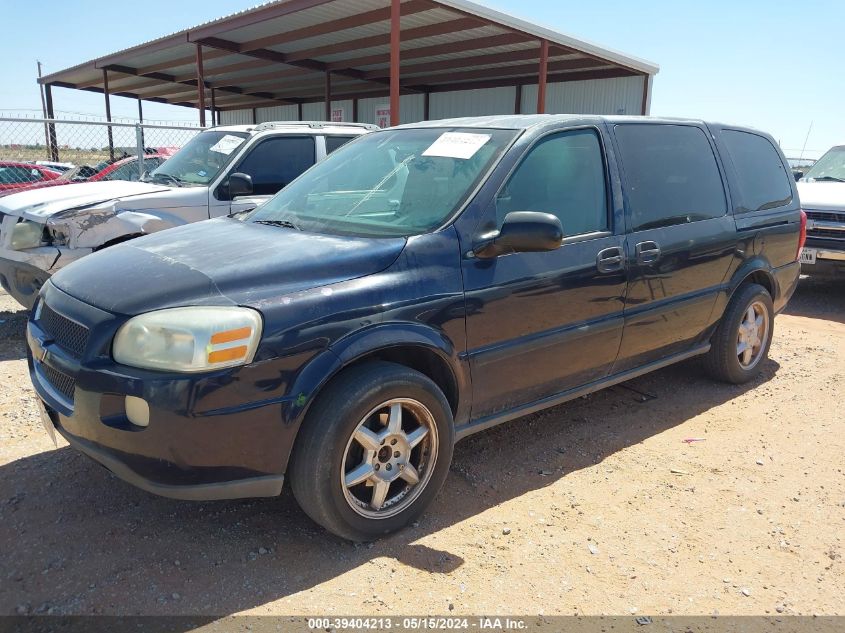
1;0;841;158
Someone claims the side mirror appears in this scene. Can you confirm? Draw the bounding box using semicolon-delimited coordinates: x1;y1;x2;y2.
793;170;803;182
227;172;253;198
474;211;563;259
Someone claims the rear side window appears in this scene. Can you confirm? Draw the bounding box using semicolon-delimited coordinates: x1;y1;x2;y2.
0;166;37;184
236;136;315;196
721;130;792;212
497;128;608;236
615;124;727;231
103;161;137;182
325;136;355;154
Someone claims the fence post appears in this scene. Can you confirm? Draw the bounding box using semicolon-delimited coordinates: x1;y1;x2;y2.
44;85;59;162
136;124;145;180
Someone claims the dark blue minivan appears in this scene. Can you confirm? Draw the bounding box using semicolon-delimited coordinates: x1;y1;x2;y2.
28;115;804;540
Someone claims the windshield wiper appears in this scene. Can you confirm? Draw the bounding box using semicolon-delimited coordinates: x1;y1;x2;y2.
810;176;845;183
151;172;184;187
254;219;301;230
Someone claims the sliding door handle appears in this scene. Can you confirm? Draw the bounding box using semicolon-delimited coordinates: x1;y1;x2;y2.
635;241;661;264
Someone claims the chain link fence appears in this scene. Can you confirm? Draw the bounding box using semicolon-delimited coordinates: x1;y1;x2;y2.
0;117;204;192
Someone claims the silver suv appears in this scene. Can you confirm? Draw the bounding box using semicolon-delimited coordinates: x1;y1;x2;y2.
0;121;376;308
797;144;845;276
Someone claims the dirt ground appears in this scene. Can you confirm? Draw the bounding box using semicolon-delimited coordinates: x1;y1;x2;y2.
0;279;843;618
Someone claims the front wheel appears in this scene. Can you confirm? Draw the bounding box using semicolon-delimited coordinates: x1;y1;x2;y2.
289;361;454;541
704;283;774;384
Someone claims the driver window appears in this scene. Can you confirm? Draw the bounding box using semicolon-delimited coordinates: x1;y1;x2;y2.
235;136;315;196
497;129;608;236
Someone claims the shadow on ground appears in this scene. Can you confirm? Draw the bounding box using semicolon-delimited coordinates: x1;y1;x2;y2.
0;356;778;617
783;276;845;324
0;301;28;362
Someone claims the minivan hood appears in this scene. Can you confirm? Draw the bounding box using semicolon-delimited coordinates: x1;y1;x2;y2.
797;181;845;211
50;218;407;314
0;181;172;221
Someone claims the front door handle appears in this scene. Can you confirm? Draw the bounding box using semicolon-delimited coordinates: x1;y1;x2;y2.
635;241;661;265
596;246;624;273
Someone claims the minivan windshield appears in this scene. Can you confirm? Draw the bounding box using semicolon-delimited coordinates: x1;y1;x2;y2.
146;130;248;186
803;146;845;182
248;127;517;237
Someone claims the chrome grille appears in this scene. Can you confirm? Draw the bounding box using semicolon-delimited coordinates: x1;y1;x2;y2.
808;228;845;240
40;364;76;402
806;210;845;223
39;303;90;358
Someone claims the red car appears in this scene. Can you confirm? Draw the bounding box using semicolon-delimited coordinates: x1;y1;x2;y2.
0;162;61;192
0;150;175;197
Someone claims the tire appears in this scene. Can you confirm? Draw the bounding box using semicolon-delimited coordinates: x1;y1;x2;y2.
289;361;454;541
704;283;774;384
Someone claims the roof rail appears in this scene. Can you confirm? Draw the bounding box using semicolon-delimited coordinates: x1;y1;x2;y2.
252;121;379;132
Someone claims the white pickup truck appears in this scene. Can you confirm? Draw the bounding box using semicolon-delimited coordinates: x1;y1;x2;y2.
796;144;845;277
0;121;375;307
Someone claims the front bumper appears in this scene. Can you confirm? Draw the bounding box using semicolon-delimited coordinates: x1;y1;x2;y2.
27;283;294;500
802;240;845;278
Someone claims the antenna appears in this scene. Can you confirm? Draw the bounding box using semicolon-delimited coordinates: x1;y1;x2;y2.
799;121;813;160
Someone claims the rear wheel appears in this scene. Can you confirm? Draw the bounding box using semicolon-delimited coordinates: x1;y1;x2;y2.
289;361;454;541
704;283;774;384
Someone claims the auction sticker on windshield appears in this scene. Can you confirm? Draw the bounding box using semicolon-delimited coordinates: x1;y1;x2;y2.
423;132;491;159
210;135;245;155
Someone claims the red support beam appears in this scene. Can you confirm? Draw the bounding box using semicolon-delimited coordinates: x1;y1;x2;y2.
287;17;480;64
352;98;358;123
537;40;549;114
240;0;431;52
390;0;401;126
641;75;651;115
211;87;217;125
325;71;332;120
363;48;580;80
424;91;430;120
196;44;206;126
327;32;531;72
514;83;522;114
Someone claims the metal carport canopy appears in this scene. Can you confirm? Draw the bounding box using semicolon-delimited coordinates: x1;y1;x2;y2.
39;0;659;125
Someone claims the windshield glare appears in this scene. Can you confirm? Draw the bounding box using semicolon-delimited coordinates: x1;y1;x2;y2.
803;147;845;181
148;130;248;185
248;127;517;237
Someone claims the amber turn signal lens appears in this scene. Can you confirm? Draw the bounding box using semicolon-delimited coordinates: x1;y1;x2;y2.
208;345;249;364
210;327;253;345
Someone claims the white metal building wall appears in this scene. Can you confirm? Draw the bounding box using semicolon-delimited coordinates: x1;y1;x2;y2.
429;86;515;119
356;94;425;125
520;75;645;116
220;75;648;125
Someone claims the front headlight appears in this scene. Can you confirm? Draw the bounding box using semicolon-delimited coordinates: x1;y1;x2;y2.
113;306;263;373
11;220;45;250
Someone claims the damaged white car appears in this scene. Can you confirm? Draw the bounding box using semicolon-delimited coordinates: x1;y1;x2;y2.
0;121;375;308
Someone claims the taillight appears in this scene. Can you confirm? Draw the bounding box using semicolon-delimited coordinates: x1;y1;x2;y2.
796;210;807;261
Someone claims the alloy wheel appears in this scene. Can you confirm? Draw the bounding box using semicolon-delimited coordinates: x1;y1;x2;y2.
340;398;438;519
736;300;769;370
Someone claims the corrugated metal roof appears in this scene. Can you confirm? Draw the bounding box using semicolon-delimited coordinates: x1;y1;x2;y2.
40;0;658;112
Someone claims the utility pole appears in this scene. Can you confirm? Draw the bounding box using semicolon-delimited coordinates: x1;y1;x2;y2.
36;61;50;155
